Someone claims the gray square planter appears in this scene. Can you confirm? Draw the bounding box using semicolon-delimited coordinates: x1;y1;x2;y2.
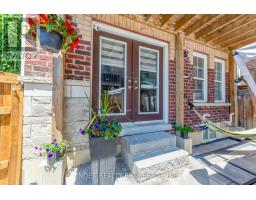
90;137;117;185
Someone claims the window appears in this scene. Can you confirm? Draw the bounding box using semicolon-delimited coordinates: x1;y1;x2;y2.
214;59;225;102
203;129;217;142
193;52;207;102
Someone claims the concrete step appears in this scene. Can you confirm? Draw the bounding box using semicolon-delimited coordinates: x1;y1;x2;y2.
121;131;189;182
120;122;172;136
132;147;189;182
121;131;176;156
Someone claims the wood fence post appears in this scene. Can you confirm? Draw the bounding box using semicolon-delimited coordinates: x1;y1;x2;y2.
176;32;185;130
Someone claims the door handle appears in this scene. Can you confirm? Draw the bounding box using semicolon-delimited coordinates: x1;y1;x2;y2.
135;86;138;90
128;85;132;90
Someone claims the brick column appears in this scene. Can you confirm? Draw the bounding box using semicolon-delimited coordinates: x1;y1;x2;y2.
208;68;215;103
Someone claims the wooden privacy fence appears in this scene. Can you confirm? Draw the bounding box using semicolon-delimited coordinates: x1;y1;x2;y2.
237;85;256;130
0;72;23;185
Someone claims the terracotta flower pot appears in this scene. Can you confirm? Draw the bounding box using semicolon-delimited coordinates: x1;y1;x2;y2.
38;27;63;53
89;137;117;185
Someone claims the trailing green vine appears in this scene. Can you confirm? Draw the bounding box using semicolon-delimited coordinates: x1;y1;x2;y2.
0;14;22;74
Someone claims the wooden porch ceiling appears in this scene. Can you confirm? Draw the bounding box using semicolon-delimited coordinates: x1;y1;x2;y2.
137;14;256;51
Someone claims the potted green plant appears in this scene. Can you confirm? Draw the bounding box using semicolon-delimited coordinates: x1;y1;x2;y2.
174;124;193;139
80;92;122;185
34;139;69;165
27;14;79;53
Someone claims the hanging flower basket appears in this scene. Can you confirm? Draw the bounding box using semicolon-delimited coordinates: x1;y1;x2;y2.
38;27;63;53
27;14;79;53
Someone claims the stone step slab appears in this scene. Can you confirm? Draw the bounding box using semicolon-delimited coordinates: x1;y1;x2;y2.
121;131;176;156
120;122;172;136
132;147;189;182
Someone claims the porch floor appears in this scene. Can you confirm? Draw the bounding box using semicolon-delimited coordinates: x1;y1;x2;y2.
194;138;256;185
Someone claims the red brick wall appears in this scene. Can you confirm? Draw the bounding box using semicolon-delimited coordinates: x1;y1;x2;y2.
208;68;215;103
169;60;176;124
64;15;91;81
226;72;230;103
184;58;194;125
183;58;230;126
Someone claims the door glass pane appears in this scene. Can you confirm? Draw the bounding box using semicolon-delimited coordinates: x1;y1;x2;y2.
139;47;159;113
100;38;126;114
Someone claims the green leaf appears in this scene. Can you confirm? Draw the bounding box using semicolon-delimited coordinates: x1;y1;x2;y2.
45;23;54;31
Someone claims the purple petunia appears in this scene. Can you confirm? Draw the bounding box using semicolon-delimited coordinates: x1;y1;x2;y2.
47;153;53;159
79;128;85;135
39;152;43;157
95;124;100;129
111;127;115;131
46;148;50;152
34;146;38;150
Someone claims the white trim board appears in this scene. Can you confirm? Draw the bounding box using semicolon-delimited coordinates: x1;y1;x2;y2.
92;22;169;123
194;102;231;107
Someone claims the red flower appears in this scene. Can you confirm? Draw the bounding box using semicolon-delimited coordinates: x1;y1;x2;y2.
27;18;34;26
64;22;74;34
39;14;49;23
69;37;80;49
35;17;41;26
32;31;36;38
